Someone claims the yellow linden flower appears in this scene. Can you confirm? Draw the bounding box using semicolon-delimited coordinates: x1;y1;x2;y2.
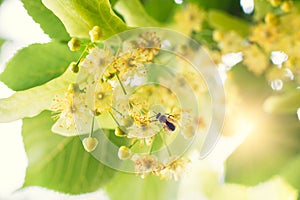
174;3;205;35
94;82;113;114
111;49;148;83
139;85;179;112
266;66;289;82
128;93;150;119
138;32;161;61
249;23;280;52
80;47;113;80
213;30;224;42
243;44;269;76
131;154;163;178
159;156;191;181
51;83;87;130
127;123;160;139
217;31;244;54
265;13;280;26
280;11;300;37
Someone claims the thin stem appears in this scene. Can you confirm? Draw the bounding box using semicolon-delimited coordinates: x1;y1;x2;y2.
75;44;90;66
129;140;138;149
89;116;95;137
108;111;121;127
116;73;127;95
109;105;124;117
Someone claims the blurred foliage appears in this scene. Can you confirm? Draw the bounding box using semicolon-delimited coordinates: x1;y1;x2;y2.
106;173;178;200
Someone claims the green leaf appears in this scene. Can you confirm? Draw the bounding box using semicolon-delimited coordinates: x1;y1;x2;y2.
208;10;249;37
22;111;116;194
263;91;300;114
0;68;75;123
280;155;300;191
141;0;176;23
105;172;178;200
21;0;70;40
114;0;161;27
190;0;242;15
42;0;128;38
0;42;79;91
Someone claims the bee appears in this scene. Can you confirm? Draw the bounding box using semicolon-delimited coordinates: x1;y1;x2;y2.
154;112;177;132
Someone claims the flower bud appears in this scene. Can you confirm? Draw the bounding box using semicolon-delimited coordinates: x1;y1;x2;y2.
68;38;81;51
122;116;134;127
265;13;279;26
82;137;98;152
89;26;102;42
70;62;79;73
281;1;293;13
213;30;224;42
118;146;131;160
115;126;127;137
103;68;116;80
269;0;281;7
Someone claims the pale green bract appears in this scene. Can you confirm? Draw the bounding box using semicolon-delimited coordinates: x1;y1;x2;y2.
114;0;161;27
52;111;116;136
0;68;75;123
42;0;128;38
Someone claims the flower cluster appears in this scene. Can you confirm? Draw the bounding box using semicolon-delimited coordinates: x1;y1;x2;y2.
212;1;299;87
51;29;202;180
128;154;191;180
174;3;206;35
